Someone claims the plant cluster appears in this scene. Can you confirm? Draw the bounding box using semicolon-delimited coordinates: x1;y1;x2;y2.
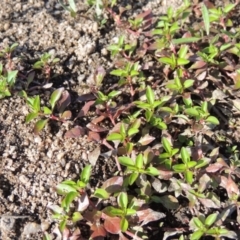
1;0;240;239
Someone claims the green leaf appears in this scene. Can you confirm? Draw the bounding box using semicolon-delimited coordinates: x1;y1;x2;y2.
107;207;124;216
202;4;210;35
127;127;139;137
185;170;194;184
193;217;204;229
135;154;143;169
173;163;186;172
62;191;78;211
49;88;64;110
183;79;194;89
178;45;189;59
120;218;128;232
94;188;110;199
118;157;135;168
33;61;43;69
172;37;200;44
118;192;128;210
205;213;217;227
162;137;172;154
187;161;197;168
206;116;219;125
43;106;52;115
120;123;126;136
57;183;78;195
159;57;174;66
110;69;125;76
125;208;136;215
177;58;189;66
80;165;92;184
108;90;122;98
190;230;204;240
59;219;67;232
26;112;38;123
185;108;199;117
129;172;139;185
146;86;155;105
34;119;48;134
33;95;41;112
7;70;18;85
181;147;190;164
43;233;52;240
107;133;123;141
145;109;153;122
145;167;159;176
223;4;235;14
72;212;83;222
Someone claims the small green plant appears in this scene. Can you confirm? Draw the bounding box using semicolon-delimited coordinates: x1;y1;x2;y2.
20;88;71;134
118;153;159;185
33;53;60;81
59;0;77;17
0;64;18;99
103;192;136;232
134;86;170;129
185;101;220;125
50;165;92;231
189;213;236;240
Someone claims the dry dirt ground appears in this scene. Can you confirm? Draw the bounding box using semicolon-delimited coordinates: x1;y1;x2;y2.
0;0;185;239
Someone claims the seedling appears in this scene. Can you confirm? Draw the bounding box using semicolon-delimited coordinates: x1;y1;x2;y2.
20;88;71;134
33;53;60;81
59;0;77;18
189;213;236;239
0;64;18;99
103;192;136;232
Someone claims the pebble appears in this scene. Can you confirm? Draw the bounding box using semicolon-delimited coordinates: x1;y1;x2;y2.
23;222;41;236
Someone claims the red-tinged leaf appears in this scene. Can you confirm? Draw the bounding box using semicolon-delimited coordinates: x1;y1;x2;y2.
101;176;123;194
77;192;89;212
190;60;207;69
82;209;101;223
62;227;70;240
61;110;72;120
157;166;173;180
34;119;48;135
88;131;101;142
206;163;224;173
199;197;220;209
153;195;179;209
103;216;121;234
136;208;166;226
92;115;106;124
108;122;122;134
76;93;96;102
76;100;95;119
220;176;240;197
88;146;101;166
64;126;85;138
138;134;155;146
57;90;71;113
86;122;108;132
90;224;107;239
119;232;128;240
70;228;82;240
50;88;64;110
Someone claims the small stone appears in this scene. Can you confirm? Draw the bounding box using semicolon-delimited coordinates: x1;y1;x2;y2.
41;221;50;231
0;216;16;232
101;48;108;56
19;175;29;185
3;22;10;31
23;222;41;236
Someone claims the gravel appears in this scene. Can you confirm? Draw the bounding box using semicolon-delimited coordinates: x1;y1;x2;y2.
0;0;185;239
